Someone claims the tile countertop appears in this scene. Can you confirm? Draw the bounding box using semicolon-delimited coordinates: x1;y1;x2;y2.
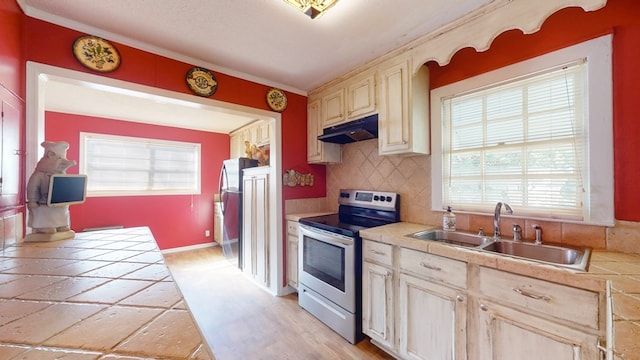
360;222;640;360
286;212;335;222
0;227;213;360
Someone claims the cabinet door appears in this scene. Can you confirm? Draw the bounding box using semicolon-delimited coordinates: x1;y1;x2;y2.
257;121;270;145
242;172;269;287
346;73;376;119
287;233;298;289
253;172;269;287
398;273;467;360
242;175;254;273
476;300;601;360
378;59;411;154
307;98;341;164
307;98;323;162
378;59;430;156
214;202;223;245
230;130;246;159
322;88;345;127
362;261;395;350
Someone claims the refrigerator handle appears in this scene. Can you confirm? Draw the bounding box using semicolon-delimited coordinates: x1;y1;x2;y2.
219;164;228;215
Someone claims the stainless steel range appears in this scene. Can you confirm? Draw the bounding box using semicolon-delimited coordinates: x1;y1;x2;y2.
298;189;400;343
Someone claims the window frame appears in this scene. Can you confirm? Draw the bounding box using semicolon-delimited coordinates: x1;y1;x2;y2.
79;132;202;197
430;34;613;226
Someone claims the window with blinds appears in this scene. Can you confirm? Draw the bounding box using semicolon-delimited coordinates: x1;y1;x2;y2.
441;62;586;220
430;35;614;225
80;133;201;196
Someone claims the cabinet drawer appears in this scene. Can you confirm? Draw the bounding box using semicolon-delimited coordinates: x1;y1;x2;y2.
287;221;298;236
479;267;600;329
363;240;393;267
399;248;467;289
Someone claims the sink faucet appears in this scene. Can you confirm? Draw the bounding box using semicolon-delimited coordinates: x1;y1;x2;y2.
493;202;513;238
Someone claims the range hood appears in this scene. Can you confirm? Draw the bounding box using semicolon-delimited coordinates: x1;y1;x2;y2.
317;114;378;144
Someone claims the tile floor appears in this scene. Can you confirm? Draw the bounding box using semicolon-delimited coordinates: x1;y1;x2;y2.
0;227;213;360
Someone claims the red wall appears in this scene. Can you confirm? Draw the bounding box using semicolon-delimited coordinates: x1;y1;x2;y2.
45;111;229;249
20;13;327;249
0;1;23;95
429;0;640;222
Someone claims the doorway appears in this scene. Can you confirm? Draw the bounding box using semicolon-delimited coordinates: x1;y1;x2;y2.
25;61;286;295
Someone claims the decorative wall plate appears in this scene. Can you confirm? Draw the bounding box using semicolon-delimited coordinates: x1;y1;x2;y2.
72;35;121;72
266;88;288;112
186;67;218;97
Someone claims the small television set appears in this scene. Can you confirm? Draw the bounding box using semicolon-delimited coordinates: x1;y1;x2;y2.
47;174;88;207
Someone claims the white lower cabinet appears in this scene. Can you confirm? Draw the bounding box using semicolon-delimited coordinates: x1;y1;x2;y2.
362;261;395;350
474;266;602;360
362;241;466;359
286;220;299;290
213;201;223;246
362;239;605;360
398;248;467;360
398;274;466;360
242;167;269;288
476;300;601;360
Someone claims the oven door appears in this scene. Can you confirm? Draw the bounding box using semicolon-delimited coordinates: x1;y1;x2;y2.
298;223;355;312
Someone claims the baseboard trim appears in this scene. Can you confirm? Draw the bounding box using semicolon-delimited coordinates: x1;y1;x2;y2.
161;242;218;254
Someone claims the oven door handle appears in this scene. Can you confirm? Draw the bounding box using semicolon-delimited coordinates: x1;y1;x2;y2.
299;224;354;247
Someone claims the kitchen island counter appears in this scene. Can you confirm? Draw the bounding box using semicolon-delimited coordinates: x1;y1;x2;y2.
0;227;213;359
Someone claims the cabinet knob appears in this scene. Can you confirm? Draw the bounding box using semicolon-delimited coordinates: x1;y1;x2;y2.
480;304;488;312
456;295;464;302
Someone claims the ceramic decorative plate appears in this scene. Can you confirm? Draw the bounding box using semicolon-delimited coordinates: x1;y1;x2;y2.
72;35;121;72
186;67;218;97
266;88;288;112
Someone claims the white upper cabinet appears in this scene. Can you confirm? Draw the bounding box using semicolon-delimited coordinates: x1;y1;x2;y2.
307;97;341;164
346;71;377;120
320;69;377;129
321;88;345;127
230;120;271;159
378;54;430;156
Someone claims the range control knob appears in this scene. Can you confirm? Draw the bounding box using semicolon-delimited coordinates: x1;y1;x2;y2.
373;195;380;201
386;196;393;202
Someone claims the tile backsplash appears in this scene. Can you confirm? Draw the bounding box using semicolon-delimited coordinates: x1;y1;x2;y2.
318;139;640;254
326;139;435;226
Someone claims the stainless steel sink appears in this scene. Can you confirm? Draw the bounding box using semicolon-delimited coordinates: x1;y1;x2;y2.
479;240;591;270
408;229;493;248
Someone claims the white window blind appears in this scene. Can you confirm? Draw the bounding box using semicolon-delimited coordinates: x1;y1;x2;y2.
441;62;586;220
80;133;201;196
431;35;614;225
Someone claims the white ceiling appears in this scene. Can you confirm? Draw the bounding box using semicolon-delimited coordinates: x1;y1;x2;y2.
18;0;494;133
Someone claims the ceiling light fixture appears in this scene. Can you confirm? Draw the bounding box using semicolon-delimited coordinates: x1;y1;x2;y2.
283;0;339;19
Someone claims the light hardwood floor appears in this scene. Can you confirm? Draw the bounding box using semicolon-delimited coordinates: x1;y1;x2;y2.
163;246;394;360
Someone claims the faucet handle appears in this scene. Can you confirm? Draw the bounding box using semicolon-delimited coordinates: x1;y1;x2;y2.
532;224;542;244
